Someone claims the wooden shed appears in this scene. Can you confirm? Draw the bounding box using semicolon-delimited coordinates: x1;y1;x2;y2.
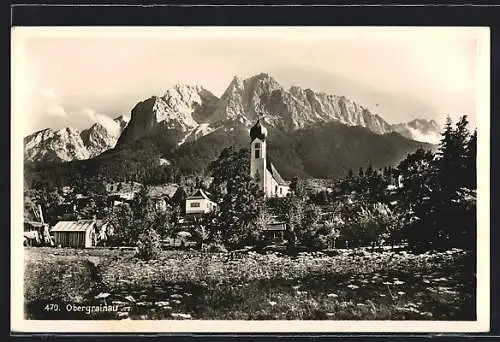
50;219;101;248
263;222;287;242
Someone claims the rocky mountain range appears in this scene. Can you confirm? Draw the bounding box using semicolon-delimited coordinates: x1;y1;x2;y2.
24;72;442;164
24;115;130;162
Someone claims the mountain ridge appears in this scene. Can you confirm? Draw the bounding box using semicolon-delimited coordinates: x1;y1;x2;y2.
24;72;442;164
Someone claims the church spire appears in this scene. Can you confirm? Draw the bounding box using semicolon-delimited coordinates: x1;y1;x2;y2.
250;117;268;142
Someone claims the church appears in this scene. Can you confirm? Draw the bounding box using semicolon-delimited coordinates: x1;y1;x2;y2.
249;119;290;198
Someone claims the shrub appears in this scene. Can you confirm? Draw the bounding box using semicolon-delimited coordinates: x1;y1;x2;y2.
136;228;161;260
339;202;404;248
203;242;228;253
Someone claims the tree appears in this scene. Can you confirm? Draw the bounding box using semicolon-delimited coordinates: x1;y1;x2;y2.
170;186;187;214
358;167;364;178
296;204;322;249
347;168;354;178
131;186;155;222
106;203;136;246
208;147;265;249
324;220;341;249
366;164;374;177
397;148;436;209
396;115;477;251
465;128;477;189
136;227;161;260
150;208;175;239
290;176;306;198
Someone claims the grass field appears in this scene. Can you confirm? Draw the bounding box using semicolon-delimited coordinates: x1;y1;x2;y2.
24;247;475;320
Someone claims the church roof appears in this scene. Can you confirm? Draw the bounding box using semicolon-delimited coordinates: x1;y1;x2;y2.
266;157;288;186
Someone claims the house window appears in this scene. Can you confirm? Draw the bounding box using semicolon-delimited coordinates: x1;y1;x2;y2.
255;149;260;159
190;202;200;208
280;187;282;194
275;185;278;194
255;143;260;148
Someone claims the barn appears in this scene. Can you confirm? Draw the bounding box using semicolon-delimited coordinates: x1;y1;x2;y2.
50;220;102;248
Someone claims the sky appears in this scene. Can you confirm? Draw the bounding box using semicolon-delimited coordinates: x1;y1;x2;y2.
13;27;488;136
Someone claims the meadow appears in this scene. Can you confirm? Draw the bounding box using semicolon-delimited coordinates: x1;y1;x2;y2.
24;247;475;320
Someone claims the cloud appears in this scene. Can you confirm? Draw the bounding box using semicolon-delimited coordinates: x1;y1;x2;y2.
43;103;67;117
82;108;120;135
41;89;56;99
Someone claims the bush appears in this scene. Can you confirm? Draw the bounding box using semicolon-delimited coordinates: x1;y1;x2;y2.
339;202;403;248
203;242;228;253
136;228;161;260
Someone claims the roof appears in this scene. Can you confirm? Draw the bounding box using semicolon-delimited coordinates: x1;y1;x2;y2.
250;119;268;142
266;158;288;186
147;184;178;199
50;220;103;232
265;222;287;231
186;189;216;202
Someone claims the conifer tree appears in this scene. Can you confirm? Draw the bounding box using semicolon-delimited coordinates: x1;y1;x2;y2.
345;168;352;178
465;129;477;189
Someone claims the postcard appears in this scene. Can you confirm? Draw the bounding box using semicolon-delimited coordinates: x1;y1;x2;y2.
11;26;490;333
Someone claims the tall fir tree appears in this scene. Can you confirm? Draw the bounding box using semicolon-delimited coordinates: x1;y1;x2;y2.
465;129;477;189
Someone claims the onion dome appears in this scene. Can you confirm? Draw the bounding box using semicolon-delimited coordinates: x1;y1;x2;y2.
250;119;268;142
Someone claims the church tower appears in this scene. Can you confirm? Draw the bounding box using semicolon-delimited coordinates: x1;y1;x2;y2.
249;119;267;192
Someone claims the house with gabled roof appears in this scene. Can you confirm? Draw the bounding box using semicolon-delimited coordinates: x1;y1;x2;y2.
185;188;217;217
249;119;290;197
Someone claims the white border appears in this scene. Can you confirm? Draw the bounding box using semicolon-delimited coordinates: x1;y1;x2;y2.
11;26;491;334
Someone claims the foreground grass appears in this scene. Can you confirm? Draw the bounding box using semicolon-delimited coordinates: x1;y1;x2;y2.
24;247;475;320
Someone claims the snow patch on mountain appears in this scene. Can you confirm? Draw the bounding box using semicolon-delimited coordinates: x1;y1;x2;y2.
391;119;441;144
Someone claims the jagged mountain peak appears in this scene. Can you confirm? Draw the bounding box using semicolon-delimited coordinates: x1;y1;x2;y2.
24;127;89;162
407;118;439;130
391;118;441;144
116;84;220;147
25;114;130;163
208;72;393;133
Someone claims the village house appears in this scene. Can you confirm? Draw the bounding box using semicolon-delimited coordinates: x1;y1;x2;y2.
249;119;290;198
185;188;217;219
50;219;105;249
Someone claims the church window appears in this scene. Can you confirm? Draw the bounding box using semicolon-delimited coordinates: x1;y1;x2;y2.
280;187;282;194
275;185;278;194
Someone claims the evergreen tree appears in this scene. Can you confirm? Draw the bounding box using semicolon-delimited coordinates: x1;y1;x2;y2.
465;129;477;189
347;168;354;178
366;164;374;177
435;115;467;197
290;176;306;198
170;186;187;214
453;115;471;187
